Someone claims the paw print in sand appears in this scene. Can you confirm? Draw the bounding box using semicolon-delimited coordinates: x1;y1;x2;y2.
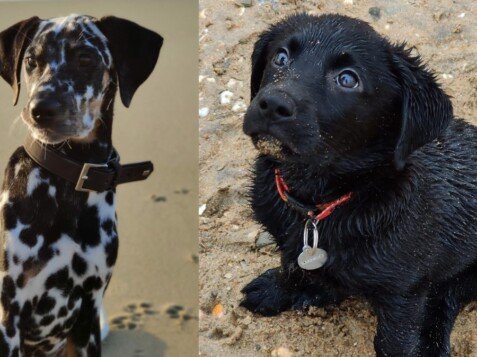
110;302;196;331
110;302;158;330
164;304;195;321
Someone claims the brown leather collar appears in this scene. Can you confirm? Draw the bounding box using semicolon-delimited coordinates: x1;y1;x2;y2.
23;135;153;193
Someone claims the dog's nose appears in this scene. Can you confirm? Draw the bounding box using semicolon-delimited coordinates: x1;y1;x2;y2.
30;99;61;123
258;94;295;121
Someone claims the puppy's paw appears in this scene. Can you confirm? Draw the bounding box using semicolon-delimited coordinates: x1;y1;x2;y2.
240;268;292;316
291;284;346;311
290;291;333;311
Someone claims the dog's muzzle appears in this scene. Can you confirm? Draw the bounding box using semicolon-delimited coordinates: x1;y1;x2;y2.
30;98;62;125
243;90;296;137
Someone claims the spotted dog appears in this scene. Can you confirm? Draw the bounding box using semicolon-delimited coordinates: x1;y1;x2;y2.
0;15;162;356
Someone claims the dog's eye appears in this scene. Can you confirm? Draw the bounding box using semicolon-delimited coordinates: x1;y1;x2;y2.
78;53;93;66
25;57;37;69
336;70;359;89
273;49;289;67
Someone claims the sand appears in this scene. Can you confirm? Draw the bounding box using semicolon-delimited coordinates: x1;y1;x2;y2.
0;1;198;356
198;0;477;355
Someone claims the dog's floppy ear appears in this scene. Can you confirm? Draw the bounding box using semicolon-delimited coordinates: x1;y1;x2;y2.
0;16;40;105
391;44;452;170
250;30;276;100
95;16;163;108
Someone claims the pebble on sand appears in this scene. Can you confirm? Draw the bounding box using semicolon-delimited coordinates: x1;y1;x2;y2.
235;0;253;7
232;101;247;112
368;7;381;20
212;304;225;318
220;90;234;105
227;78;242;88
199;107;210;117
271;347;294;357
255;231;275;248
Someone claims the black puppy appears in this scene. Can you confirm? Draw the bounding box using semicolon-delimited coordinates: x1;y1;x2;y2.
241;13;477;356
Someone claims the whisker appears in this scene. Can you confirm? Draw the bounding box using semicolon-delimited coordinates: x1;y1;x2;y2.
8;115;23;136
76;28;87;42
106;98;114;111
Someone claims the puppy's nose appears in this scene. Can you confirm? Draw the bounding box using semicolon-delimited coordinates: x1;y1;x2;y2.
30;99;61;123
258;94;295;121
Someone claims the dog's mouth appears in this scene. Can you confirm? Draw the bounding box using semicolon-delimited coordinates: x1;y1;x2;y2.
252;134;295;159
22;113;97;145
27;125;71;145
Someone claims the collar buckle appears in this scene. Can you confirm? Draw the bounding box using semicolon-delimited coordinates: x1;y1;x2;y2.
75;163;108;192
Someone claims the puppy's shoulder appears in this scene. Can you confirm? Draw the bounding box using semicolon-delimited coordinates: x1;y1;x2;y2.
3;147;34;182
414;117;477;187
445;117;477;140
438;117;477;158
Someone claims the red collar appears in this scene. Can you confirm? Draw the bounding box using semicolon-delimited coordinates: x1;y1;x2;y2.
275;168;352;221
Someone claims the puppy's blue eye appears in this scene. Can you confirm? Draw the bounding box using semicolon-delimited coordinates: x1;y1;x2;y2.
337;70;359;88
273;49;289;67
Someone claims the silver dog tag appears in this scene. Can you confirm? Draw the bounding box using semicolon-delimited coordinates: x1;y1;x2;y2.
298;219;328;270
298;246;328;270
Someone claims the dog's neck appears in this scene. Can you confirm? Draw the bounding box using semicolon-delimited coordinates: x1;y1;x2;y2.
56;117;113;164
54;84;117;164
274;156;398;205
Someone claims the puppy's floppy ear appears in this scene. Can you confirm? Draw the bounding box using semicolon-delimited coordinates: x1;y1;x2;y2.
0;16;40;105
391;43;452;170
250;30;275;100
95;16;163;108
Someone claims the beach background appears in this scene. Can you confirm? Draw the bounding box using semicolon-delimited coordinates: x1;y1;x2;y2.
0;1;198;356
199;0;477;355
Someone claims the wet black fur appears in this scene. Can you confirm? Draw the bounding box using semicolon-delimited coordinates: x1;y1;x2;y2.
241;14;477;356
